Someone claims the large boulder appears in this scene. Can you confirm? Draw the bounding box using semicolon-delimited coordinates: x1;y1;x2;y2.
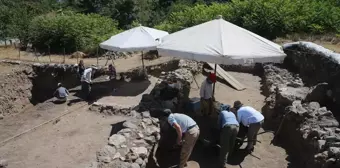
97;145;117;163
109;134;126;147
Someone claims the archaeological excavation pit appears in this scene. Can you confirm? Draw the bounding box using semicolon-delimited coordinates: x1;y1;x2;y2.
89;43;340;168
1;42;340;168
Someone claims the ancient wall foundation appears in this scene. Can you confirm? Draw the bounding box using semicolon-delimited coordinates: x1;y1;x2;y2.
88;105;161;168
283;42;340;119
262;42;340;168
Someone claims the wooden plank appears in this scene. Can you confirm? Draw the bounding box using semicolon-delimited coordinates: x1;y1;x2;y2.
207;63;245;91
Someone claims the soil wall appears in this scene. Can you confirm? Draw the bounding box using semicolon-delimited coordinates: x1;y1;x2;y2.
0;61;33;117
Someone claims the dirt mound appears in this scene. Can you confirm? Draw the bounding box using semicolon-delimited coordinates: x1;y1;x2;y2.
0;63;33;118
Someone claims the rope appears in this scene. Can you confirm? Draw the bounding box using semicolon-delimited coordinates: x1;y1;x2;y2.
0;103;88;146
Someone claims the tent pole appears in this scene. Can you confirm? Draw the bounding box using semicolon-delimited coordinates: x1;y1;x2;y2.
142;51;145;71
213;63;217;96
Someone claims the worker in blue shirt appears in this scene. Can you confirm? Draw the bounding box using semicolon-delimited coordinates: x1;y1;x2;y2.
217;104;239;168
162;109;199;168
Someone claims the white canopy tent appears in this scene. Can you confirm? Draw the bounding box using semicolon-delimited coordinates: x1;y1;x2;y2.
157;15;286;93
100;25;169;70
100;25;169;52
157;16;286;65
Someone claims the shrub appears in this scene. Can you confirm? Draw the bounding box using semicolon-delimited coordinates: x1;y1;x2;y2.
28;11;120;54
155;0;340;40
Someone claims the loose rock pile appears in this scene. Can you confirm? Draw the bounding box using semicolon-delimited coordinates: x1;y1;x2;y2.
263;64;340;168
89;103;136;116
93;111;160;168
178;59;202;75
139;67;192;113
283;42;340;117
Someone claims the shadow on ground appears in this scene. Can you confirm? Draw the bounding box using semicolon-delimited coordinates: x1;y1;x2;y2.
147;114;301;168
109;121;125;137
67;78;151;105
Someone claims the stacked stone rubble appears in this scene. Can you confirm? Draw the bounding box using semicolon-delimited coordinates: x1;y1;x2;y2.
178;59;203;75
94;110;160;168
263;64;340;168
89;103;136;116
283;42;340;117
139;67;192;113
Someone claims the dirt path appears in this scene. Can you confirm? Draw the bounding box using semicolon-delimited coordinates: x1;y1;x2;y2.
187;72;290;168
0;101;129;168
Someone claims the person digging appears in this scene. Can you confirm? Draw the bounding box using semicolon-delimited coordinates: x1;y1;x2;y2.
233;100;264;153
217;104;239;168
162;109;200;168
200;73;216;116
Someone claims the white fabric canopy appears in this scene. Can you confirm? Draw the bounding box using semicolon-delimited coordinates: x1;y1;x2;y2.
157;17;286;65
100;25;169;52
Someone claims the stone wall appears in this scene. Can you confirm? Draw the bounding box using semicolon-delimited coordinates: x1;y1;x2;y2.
283;42;340;118
138;68;192;113
88;105;160;168
263;64;340;168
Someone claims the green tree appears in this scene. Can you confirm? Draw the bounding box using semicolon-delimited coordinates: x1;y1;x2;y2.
28;11;120;54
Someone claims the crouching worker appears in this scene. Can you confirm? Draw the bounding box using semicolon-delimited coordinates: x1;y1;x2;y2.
233;100;264;153
53;83;69;103
218;104;239;168
162;109;200;168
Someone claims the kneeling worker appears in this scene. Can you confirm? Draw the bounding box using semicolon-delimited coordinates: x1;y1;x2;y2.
218;104;239;168
233;100;264;153
54;83;69;103
162;109;200;168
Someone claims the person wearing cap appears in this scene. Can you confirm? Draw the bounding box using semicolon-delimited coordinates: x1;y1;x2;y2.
162;109;200;168
200;73;216;116
233;100;264;153
53;83;69;103
217;104;239;168
81;65;97;100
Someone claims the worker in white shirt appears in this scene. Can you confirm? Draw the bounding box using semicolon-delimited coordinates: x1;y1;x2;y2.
80;65;97;100
233;100;264;153
200;73;216;116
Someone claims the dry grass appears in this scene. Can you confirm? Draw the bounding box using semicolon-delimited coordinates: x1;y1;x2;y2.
0;47;174;72
275;34;340;53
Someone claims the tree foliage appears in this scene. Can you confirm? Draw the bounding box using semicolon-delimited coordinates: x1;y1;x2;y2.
155;0;340;39
0;0;58;44
28;11;120;53
1;0;340;53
